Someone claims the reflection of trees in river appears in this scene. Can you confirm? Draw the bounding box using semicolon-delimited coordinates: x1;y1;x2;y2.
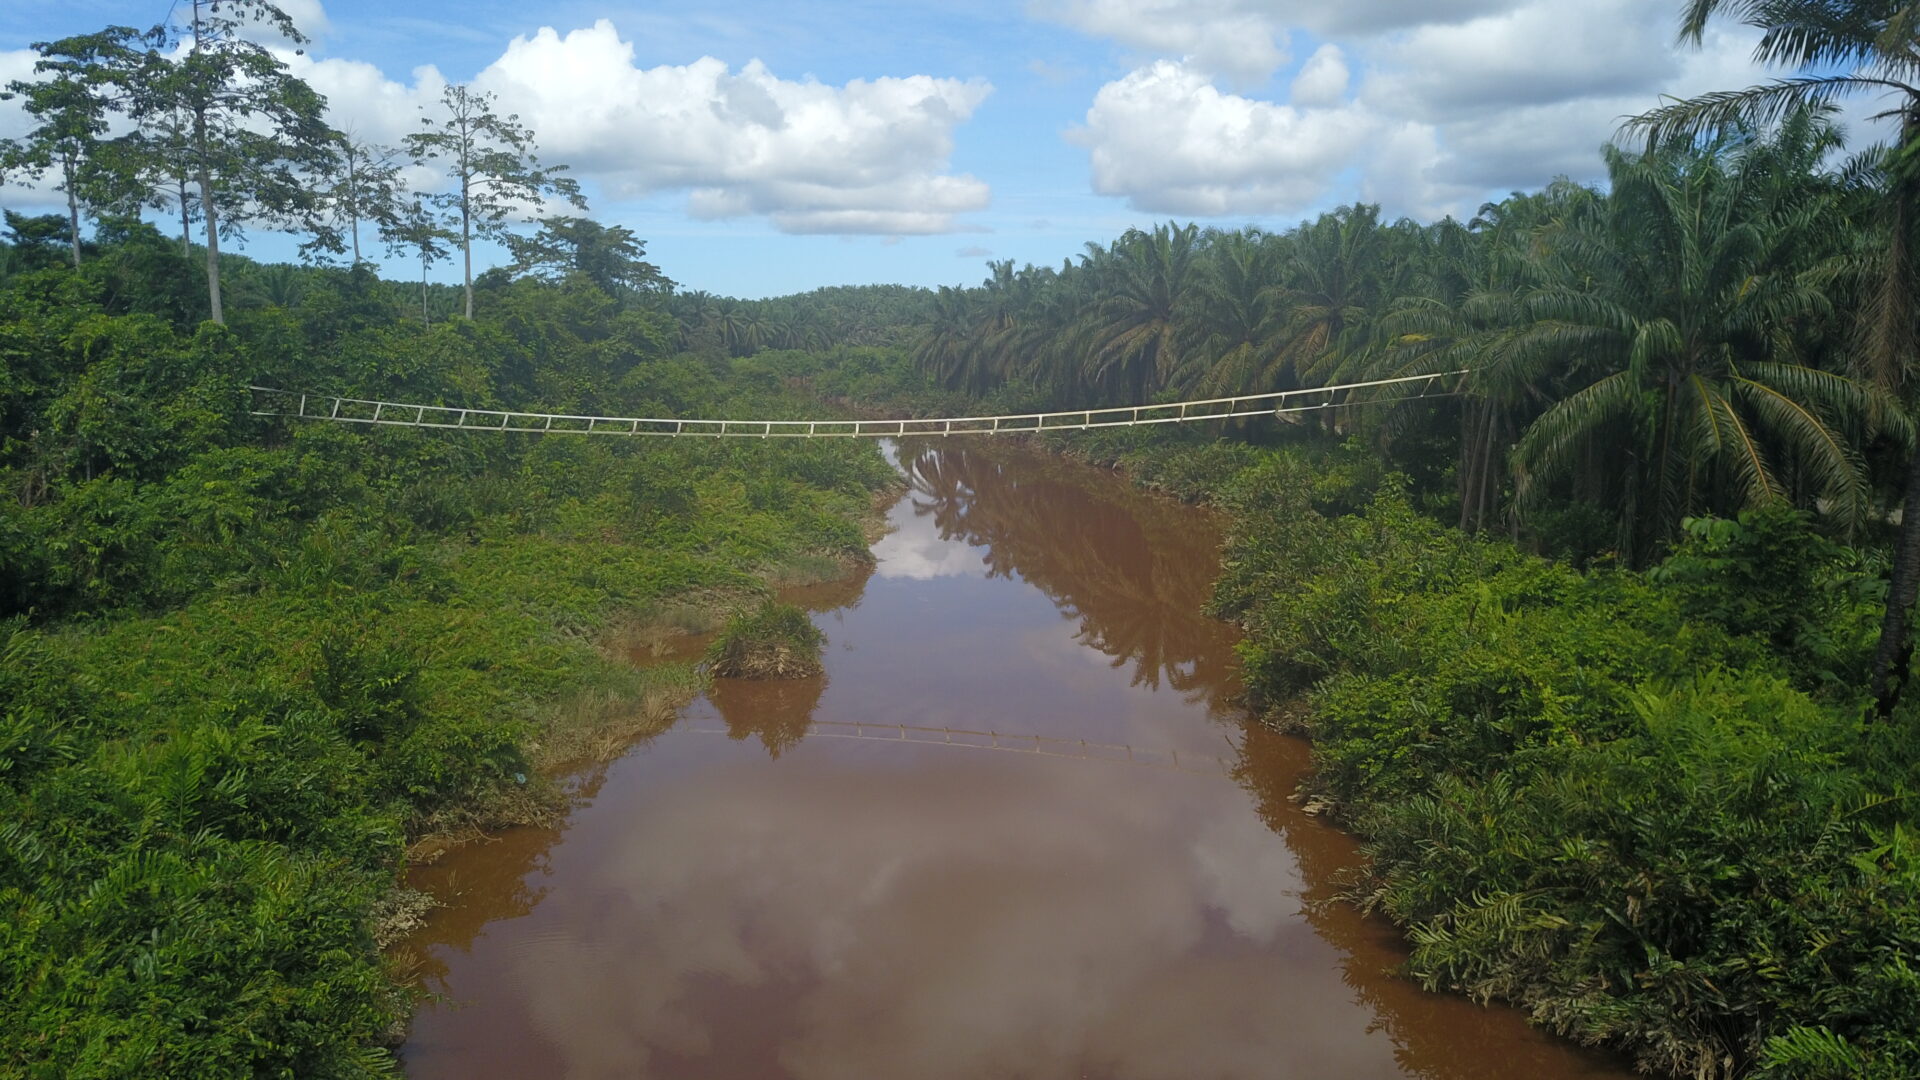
709;673;826;759
403;838;558;996
901;445;1239;710
400;764;626;995
702;563;857;760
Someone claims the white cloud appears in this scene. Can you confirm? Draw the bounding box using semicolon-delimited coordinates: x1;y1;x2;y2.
282;19;991;236
0;49;38;141
472;23;991;235
1031;0;1521;83
1028;0;1291;85
1070;60;1374;216
1058;0;1901;222
1367;0;1680;116
1287;44;1348;107
276;0;334;40
0;49;51;212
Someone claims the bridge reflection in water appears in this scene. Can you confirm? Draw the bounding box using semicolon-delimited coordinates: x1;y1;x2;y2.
398;441;1632;1080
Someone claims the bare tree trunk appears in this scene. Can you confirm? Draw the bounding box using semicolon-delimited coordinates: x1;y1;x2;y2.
1867;116;1920;722
1871;441;1920;719
346;149;361;264
198;168;223;324
1478;413;1494;533
64;187;82;269
193;107;223;324
1475;406;1499;533
1458;402;1477;531
178;175;191;257
1641;376;1681;566
187;0;222;323
461;175;473;320
1499;413;1518;542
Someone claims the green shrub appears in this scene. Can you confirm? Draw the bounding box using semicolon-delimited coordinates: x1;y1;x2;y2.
1206;451;1920;1079
705;602;826;678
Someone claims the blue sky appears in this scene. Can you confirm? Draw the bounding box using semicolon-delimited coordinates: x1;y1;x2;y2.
0;0;1858;297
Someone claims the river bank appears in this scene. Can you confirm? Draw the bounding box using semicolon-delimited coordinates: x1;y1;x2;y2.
396;438;1634;1080
1037;427;1920;1080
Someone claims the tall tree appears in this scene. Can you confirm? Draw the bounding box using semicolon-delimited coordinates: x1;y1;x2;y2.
382;195;454;328
1079;223;1203;401
312;132;405;265
405;84;585;319
0;31;132;268
1372;194;1572;534
1629;0;1920;717
113;0;337;324
504;216;670;294
107;107;203;257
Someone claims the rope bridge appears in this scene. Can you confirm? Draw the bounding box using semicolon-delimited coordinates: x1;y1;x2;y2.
679;719;1238;776
248;370;1467;438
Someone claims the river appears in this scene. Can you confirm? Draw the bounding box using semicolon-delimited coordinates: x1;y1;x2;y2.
398;441;1632;1080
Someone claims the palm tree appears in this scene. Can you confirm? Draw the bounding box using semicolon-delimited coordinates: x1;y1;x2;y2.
913;286;986;393
1512;132;1885;563
1079;223;1204;402
230;262;306;310
1181;229;1293;396
1274;204;1399;390
1630;0;1920;716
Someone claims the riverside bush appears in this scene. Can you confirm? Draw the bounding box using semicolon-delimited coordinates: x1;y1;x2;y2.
1202;454;1920;1079
705;601;827;679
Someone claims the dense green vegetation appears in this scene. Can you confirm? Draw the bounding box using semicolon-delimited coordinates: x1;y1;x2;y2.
8;0;1920;1076
0;222;896;1075
1042;428;1919;1079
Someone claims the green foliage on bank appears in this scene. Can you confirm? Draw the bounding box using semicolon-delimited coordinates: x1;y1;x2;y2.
0;233;896;1077
705;601;826;679
1083;433;1920;1079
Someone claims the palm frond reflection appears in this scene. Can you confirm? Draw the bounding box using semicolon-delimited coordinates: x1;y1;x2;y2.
898;443;1240;709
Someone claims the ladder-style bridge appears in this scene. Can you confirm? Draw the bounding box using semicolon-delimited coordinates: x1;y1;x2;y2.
249;370;1465;438
682;719;1238;776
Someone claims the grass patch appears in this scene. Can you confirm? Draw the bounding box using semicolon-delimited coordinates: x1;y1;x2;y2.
705;601;827;679
531;662;708;770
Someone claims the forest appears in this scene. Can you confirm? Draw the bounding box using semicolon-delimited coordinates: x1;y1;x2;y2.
5;0;1920;1076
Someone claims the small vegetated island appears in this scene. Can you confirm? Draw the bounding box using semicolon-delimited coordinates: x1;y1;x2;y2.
706;603;828;680
3;0;1920;1078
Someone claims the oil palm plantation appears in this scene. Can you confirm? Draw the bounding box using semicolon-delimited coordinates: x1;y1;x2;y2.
1630;0;1920;715
1276;204;1402;390
1179;228;1293;397
914;286;987;394
1372;197;1573;533
1512;130;1885;563
1078;222;1204;401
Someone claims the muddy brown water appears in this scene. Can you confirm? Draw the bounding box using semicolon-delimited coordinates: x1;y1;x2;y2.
399;442;1633;1080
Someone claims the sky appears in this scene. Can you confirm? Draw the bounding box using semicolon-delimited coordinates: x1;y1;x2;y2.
0;0;1893;298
